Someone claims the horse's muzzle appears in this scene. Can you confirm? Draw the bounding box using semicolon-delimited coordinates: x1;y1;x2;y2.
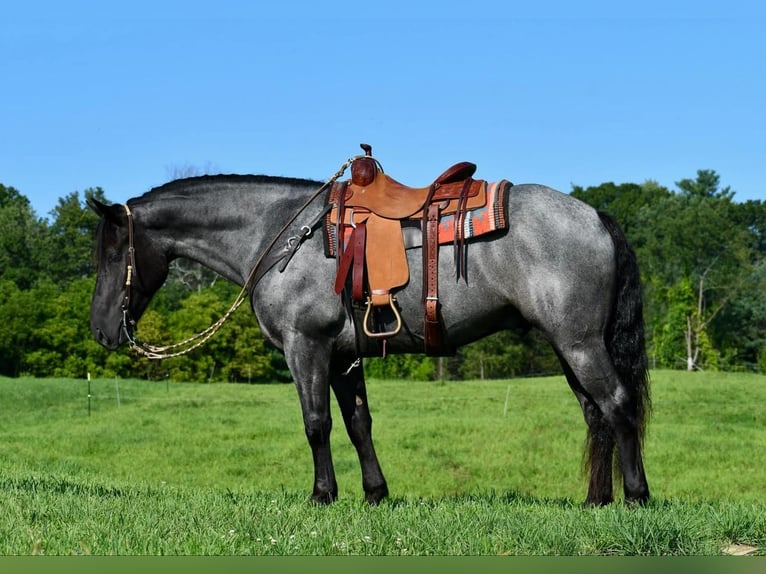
93;326;122;350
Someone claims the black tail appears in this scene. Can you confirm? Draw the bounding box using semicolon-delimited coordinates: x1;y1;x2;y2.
597;211;651;441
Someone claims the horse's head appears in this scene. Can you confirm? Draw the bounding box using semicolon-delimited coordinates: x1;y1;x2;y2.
89;199;169;350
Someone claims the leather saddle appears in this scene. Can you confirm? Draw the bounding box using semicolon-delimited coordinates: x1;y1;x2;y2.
329;144;487;356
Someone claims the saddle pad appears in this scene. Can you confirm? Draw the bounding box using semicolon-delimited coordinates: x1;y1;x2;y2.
323;179;512;258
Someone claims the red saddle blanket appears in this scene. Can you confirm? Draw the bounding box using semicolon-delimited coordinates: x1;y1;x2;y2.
323;179;512;258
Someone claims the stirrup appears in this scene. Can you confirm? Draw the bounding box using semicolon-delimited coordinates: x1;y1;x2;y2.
362;294;402;339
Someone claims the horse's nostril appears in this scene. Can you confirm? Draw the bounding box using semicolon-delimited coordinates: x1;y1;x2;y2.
95;328;108;345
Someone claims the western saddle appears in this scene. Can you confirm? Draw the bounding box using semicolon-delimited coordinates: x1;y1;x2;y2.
329;144;487;356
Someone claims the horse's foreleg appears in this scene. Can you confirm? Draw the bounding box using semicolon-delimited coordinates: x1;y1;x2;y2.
285;339;338;504
330;360;389;505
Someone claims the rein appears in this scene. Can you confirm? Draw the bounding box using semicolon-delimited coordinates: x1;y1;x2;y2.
120;156;359;359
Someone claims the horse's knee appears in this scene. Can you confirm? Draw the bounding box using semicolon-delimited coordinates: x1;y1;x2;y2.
303;413;332;446
348;409;373;445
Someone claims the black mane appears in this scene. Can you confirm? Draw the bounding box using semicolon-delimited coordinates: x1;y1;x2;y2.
133;174;325;204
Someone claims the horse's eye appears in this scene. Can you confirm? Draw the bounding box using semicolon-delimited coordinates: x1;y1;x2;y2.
107;251;123;265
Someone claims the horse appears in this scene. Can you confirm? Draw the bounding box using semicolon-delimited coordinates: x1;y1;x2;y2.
88;170;651;506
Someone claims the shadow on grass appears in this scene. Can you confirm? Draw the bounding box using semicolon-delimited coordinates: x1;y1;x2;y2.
0;475;128;498
383;489;578;509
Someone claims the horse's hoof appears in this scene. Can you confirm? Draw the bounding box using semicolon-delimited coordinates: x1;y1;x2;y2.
364;483;389;505
310;492;337;505
583;496;614;508
624;494;650;507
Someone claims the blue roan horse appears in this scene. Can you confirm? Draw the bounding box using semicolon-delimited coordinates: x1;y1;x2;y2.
89;169;650;506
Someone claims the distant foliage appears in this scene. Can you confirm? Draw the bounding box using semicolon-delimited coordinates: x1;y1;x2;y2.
1;170;765;380
574;171;766;372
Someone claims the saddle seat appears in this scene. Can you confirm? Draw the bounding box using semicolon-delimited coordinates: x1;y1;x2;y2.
344;161;478;219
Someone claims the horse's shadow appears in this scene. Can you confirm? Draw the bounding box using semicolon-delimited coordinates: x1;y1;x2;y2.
382;490;577;509
381;489;667;510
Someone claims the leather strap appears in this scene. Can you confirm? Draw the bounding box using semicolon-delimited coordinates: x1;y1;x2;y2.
454;178;473;281
334;181;349;255
332;221;367;304
424;202;445;355
334;226;357;295
352;221;366;302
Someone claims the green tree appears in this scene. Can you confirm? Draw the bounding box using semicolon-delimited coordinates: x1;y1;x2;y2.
128;286;278;383
712;260;766;370
634;171;755;370
0;184;44;289
37;188;107;284
364;354;435;381
22;278;108;378
571;180;671;239
0;279;52;376
461;331;534;380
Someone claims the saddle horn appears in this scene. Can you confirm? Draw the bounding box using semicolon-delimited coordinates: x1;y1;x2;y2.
352;143;378;186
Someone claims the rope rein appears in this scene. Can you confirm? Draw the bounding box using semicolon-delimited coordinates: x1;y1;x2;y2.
121;155;361;360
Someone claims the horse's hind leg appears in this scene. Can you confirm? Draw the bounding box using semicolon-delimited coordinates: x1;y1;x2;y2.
330;360;389;505
557;341;649;505
558;355;615;504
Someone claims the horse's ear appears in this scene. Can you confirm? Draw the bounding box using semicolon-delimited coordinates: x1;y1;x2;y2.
87;198;125;225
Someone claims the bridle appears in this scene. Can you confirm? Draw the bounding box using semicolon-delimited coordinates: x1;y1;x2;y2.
120;204;139;346
116;155;360;359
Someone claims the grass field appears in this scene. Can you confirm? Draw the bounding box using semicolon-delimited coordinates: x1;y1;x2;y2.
0;370;764;555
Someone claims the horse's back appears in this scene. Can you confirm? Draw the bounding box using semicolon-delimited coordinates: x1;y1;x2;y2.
507;183;609;245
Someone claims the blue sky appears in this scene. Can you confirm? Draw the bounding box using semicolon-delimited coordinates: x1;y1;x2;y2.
1;1;763;218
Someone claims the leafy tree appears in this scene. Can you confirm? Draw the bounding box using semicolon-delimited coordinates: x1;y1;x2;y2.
634;171;755;370
649;276;720;370
460;332;520;380
571;180;671;239
731;199;766;255
676;169;734;200
712;260;766;370
0;280;51;376
37;188;107;284
21;278;108;378
365;354;435;381
459;331;560;380
126;286;278;383
0;184;44;289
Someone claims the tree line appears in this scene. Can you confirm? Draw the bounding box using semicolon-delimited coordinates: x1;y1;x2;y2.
1;169;764;382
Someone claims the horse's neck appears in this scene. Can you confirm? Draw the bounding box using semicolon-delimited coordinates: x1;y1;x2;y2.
147;191;267;286
141;178;319;287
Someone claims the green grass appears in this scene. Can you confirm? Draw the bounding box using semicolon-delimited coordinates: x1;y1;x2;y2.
0;371;764;555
